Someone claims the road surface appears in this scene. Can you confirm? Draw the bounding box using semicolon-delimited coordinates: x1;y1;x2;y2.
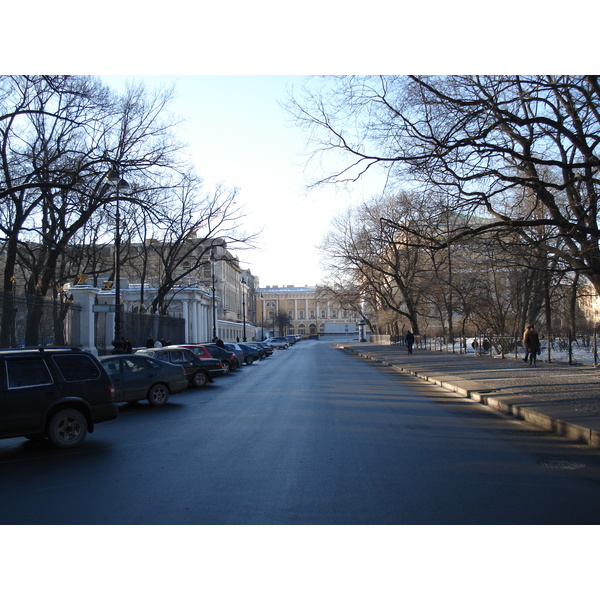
2;340;600;524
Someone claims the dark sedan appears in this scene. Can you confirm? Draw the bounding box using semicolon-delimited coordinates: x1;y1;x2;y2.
100;354;188;406
170;344;237;375
135;347;224;387
237;343;261;364
224;344;245;367
250;342;274;357
201;343;240;372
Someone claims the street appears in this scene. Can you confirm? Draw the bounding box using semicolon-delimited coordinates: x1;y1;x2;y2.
2;340;600;524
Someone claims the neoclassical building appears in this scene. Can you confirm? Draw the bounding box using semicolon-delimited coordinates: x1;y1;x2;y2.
257;285;359;338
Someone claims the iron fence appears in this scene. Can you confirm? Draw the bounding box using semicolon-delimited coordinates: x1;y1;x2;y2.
0;291;82;348
0;291;185;353
373;329;600;366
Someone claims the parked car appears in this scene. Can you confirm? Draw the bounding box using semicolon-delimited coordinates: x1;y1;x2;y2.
135;347;224;387
251;342;274;356
224;343;245;366
264;337;289;349
0;346;118;448
174;343;239;374
100;354;188;406
284;336;297;345
237;343;262;363
200;343;240;372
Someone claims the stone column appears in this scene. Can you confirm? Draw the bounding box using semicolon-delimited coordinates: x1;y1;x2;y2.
68;285;100;355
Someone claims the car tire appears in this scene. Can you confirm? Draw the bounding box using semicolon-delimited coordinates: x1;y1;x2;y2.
246;356;254;365
148;383;170;406
192;370;208;387
47;408;88;449
222;361;231;375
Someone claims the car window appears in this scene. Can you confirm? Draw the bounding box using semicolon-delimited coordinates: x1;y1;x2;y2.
102;358;122;375
123;356;153;373
6;358;53;388
169;350;188;363
53;354;102;381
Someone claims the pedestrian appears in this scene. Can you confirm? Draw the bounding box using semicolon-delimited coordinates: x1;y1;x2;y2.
405;330;415;354
146;336;154;348
524;325;541;366
123;337;133;353
522;325;531;363
213;337;225;348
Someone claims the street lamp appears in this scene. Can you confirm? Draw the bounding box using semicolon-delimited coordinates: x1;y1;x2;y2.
106;166;129;350
241;276;247;342
260;293;264;341
210;250;217;340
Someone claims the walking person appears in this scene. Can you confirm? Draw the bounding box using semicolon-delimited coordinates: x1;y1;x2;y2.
405;330;415;354
522;325;531;363
524;325;541;366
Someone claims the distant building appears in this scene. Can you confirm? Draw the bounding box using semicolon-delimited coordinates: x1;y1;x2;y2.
257;285;359;338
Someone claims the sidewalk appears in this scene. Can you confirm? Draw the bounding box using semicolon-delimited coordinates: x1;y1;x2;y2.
336;342;600;447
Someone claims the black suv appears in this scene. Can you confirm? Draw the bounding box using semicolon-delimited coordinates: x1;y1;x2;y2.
0;346;118;449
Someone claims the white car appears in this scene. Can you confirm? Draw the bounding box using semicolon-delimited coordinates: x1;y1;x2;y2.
264;337;289;349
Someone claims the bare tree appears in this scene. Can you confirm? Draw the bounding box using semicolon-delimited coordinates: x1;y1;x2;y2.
122;174;255;314
289;76;600;295
0;75;186;345
320;193;436;335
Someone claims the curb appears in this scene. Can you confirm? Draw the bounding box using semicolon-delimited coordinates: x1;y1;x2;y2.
337;345;600;448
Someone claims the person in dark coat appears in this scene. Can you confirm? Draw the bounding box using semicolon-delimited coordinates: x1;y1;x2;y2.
405;330;415;354
213;337;225;348
524;325;540;366
146;336;154;348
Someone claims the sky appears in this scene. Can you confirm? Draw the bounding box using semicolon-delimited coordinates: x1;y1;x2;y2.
100;75;384;288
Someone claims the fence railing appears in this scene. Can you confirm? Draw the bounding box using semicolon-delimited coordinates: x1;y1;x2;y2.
0;291;185;353
369;331;600;366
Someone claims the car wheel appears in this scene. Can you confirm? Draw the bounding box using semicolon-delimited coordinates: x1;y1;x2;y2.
47;408;88;449
148;383;169;406
192;370;208;387
246;356;254;365
284;344;288;349
222;361;231;375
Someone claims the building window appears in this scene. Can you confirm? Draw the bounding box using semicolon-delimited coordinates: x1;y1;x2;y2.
299;310;305;319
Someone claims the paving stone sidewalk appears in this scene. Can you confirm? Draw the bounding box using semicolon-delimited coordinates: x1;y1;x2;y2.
336;343;600;447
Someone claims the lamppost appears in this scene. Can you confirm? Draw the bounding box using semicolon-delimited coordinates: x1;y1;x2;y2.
241;276;247;342
260;293;264;341
106;166;129;349
210;250;217;340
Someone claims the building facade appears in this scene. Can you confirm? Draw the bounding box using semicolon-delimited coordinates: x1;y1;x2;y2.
257;285;360;339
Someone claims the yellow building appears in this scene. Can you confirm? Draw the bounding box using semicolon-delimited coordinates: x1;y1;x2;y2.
257;285;359;339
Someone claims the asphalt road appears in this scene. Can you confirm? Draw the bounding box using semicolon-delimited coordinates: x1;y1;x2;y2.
2;340;600;524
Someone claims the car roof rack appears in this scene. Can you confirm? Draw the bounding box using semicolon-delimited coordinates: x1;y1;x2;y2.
0;345;84;354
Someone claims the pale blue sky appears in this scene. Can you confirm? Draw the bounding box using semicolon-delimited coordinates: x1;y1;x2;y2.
101;75;384;286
